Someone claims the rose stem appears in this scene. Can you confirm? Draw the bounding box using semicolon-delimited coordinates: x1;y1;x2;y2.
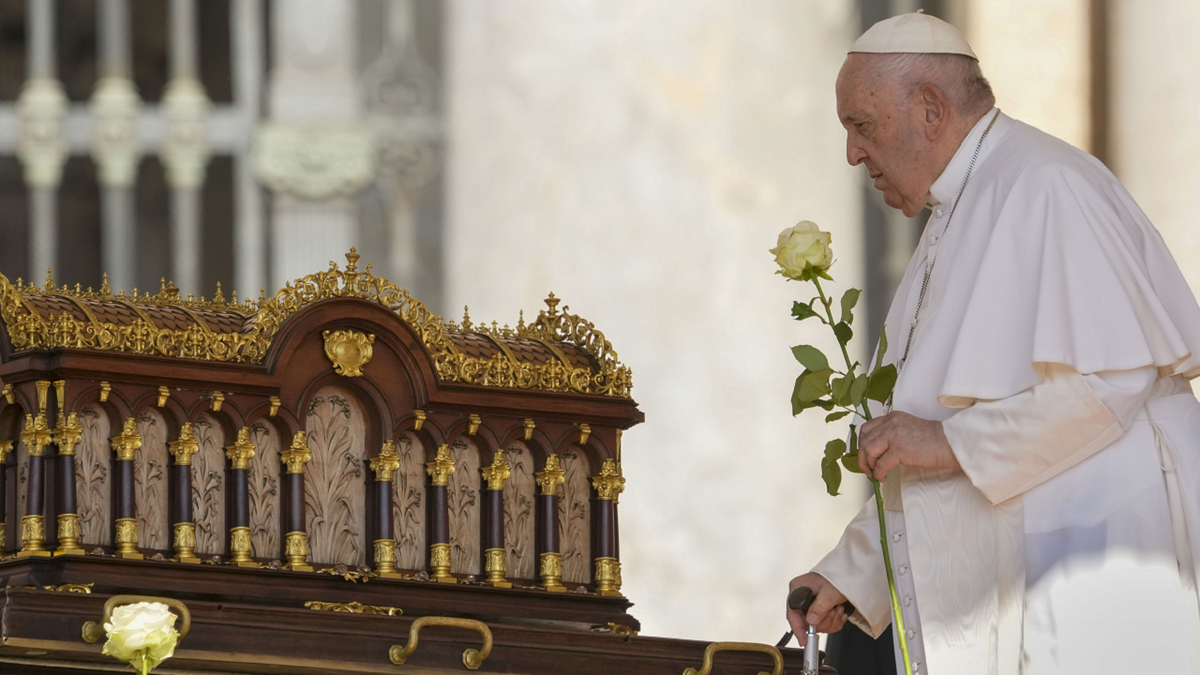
811;276;914;675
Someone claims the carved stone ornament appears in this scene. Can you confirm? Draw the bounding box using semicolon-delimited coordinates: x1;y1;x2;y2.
323;329;376;377
16;77;68;188
160;77;212;189
89;78;142;188
253;125;376;199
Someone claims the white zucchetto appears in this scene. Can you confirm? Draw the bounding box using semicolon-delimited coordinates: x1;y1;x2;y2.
850;11;977;60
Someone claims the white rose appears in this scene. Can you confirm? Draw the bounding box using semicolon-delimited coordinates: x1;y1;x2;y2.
102;602;179;673
770;220;834;281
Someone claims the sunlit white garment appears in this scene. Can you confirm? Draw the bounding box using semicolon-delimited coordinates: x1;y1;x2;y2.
811;109;1200;674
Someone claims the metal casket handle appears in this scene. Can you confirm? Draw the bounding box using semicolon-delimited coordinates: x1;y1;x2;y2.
81;594;191;643
389;616;493;671
683;641;784;675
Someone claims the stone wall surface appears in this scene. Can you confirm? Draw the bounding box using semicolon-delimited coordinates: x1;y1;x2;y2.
445;0;865;642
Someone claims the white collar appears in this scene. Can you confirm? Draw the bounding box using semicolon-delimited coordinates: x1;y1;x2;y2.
927;107;1002;208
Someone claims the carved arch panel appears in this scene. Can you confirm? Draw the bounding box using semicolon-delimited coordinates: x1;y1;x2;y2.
134;409;170;551
75;403;111;546
249;421;282;559
305;387;367;567
191;413;226;556
558;447;591;584
503;441;536;580
392;432;426;570
448;438;481;575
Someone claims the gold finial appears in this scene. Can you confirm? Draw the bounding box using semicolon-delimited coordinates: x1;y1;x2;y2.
213;282;226;306
44;268;55;292
517;310;526;332
369;440;401;481
258;287;266;302
425;444;456;486
281;431;311;474
461;306;473;331
110;417;142;461
536;454;565;496
346;248;360;272
99;274;112;299
545;293;561;315
225;427;256;470
481;449;511;491
231;289;238;305
15;277;22;289
169;423;200;465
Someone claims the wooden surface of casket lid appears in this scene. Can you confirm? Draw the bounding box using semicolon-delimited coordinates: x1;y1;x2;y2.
0;249;634;402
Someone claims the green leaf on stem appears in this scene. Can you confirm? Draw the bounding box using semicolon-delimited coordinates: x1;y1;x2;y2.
876;324;889;367
830;375;851;406
849;372;870;406
844;427;863;473
825;410;851;422
822;438;847;496
833;321;853;346
840;288;861;325
815;398;836;411
791;345;829;372
795;368;834;403
867;364;899;403
791;301;823;323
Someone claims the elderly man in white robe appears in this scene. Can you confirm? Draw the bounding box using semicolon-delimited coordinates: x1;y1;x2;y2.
786;12;1200;675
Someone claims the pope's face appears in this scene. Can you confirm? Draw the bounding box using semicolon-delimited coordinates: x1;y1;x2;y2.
835;55;934;218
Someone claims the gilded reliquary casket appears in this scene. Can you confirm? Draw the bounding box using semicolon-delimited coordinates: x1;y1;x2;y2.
0;251;826;674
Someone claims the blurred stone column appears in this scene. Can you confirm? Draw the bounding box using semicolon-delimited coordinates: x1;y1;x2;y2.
256;0;373;289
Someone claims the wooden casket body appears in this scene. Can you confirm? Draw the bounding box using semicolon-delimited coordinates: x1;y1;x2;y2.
0;253;830;674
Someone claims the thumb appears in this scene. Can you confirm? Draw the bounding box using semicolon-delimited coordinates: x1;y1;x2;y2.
805;584;841;626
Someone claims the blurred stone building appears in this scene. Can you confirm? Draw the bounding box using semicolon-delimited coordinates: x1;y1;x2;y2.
0;0;1195;646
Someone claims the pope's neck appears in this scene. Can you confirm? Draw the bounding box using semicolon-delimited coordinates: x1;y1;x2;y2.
924;107;994;208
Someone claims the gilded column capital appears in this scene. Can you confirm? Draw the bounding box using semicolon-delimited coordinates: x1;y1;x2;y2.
54;412;83;456
0;440;12;463
480;449;511;491
22;413;53;456
425;444;456;487
370;440;401;482
169;423;200;465
535;454;565;496
225;427;256;470
110;417;141;461
591;458;626;502
281;431;312;474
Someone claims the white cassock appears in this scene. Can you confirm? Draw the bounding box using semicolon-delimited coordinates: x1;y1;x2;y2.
812;109;1200;674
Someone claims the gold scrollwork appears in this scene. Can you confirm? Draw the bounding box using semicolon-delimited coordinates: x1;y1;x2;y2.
0;250;633;398
323;329;375;377
304;600;402;616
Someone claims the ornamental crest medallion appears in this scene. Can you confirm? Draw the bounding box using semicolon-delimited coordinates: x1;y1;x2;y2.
323;329;376;377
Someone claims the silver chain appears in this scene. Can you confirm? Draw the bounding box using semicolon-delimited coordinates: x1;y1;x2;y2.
897;109;1001;370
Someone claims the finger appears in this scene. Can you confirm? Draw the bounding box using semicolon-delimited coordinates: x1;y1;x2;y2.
873;447;902;481
860;432;889;475
786;607;806;645
804;585;842;628
819;606;847;634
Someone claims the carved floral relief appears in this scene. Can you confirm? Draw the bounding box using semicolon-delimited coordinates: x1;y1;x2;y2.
503;442;536;579
558;447;591;583
392;433;425;570
249;422;282;559
191;414;226;555
76;404;111;546
134;410;169;551
448;438;480;575
305;388;366;567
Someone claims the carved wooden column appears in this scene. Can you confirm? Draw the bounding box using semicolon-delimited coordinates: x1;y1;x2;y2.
281;431;312;571
111;417;142;559
480;449;512;588
425;444;456;583
592;458;626;597
0;440;10;552
225;427;258;567
535;454;566;592
53;406;84;556
18;413;53;558
370;440;403;578
168;423;200;563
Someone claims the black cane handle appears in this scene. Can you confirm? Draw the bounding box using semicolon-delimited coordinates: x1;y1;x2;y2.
787;586;856;618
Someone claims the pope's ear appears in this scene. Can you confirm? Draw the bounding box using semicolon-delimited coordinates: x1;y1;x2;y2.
918;85;949;138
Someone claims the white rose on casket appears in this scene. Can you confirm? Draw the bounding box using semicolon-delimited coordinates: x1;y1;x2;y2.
102;602;179;673
770;220;834;281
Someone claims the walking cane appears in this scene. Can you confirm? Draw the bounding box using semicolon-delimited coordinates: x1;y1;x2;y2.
778;586;856;675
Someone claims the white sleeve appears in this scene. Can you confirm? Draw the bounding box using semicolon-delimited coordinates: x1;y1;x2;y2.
941;362;1156;505
809;497;892;638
